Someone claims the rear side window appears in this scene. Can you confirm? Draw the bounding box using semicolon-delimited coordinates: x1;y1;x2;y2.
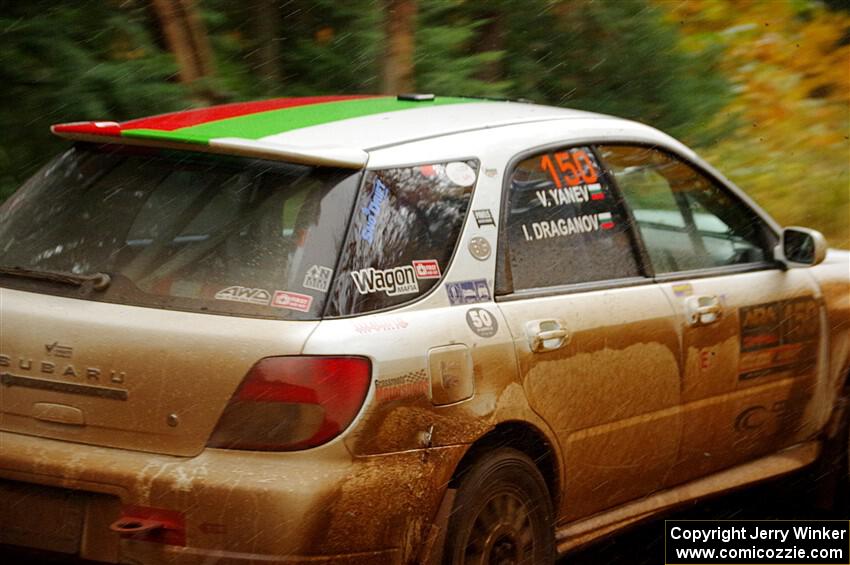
325;161;477;316
499;146;641;291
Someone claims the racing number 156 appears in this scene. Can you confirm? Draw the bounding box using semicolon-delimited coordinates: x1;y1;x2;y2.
540;149;598;188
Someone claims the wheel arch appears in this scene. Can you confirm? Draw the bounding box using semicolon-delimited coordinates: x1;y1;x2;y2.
448;420;561;509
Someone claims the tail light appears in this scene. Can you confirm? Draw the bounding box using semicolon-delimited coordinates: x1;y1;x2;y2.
207;356;371;451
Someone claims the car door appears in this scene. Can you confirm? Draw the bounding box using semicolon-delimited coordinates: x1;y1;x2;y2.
598;144;824;486
494;144;683;521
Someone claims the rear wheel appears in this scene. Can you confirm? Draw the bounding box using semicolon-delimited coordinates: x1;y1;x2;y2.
444;448;555;565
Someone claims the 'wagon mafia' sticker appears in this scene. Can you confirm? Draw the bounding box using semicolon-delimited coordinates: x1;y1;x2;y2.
351;265;419;296
738;297;819;382
214;286;271;305
352;260;443;296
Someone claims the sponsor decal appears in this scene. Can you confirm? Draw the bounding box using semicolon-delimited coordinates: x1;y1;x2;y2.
699;348;717;371
466;307;499;338
351;265;419;296
375;369;430;403
672;283;693;297
271;290;313;312
412;259;441;279
520;212;612;241
473;209;496;227
303;265;333;292
445;162;477;186
468;236;492;260
215;286;272;305
445;279;491;306
360;177;389;244
353;318;409;334
738;297;819;381
734;394;812;432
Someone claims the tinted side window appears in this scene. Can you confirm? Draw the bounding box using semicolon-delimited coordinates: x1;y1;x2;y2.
598;145;773;274
326;161;477;316
501;146;641;291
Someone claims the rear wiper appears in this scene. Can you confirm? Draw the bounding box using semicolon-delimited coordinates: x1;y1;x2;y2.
0;266;111;290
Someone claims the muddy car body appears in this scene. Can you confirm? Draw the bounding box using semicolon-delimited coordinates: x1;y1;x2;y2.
0;95;848;564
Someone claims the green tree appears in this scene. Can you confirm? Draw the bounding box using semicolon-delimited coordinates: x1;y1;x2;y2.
0;0;190;200
498;0;731;142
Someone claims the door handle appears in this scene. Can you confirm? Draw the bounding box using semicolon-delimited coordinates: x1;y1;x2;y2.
686;295;723;326
527;319;570;352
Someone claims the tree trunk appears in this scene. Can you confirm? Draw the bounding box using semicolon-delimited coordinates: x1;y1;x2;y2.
382;0;417;94
476;10;504;84
151;0;217;102
249;0;281;95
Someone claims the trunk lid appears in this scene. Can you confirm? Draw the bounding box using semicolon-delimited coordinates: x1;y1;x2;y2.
0;287;317;456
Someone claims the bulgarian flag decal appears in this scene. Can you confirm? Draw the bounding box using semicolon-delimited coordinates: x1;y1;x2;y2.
588;183;605;200
598;212;615;230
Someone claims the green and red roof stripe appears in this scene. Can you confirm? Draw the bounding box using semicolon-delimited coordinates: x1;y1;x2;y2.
52;95;474;146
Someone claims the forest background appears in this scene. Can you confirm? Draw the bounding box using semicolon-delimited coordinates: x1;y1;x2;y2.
1;0;847;246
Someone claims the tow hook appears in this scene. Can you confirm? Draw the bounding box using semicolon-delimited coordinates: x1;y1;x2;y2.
110;517;166;535
109;506;186;546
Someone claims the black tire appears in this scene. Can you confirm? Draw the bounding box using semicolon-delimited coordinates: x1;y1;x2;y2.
444;448;555;565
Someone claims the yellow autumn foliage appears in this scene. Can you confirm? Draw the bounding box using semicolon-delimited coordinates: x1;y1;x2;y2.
659;0;849;247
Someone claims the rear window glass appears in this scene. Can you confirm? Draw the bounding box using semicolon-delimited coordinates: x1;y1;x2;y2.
325;161;478;316
0;144;360;319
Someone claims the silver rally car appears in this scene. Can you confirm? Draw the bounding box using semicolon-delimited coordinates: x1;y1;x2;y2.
0;94;848;564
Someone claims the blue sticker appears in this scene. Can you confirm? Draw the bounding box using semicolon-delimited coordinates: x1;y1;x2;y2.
360;177;389;243
445;279;492;306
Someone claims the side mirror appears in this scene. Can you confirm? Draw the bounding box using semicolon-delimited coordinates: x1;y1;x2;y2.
774;227;827;268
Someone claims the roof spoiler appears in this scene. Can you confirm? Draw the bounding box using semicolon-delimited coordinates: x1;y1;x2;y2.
50;121;368;169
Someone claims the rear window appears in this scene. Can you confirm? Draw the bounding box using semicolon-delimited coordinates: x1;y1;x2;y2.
0;144;361;319
325;161;478;316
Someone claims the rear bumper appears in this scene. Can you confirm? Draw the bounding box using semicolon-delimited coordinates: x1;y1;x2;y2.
0;431;465;564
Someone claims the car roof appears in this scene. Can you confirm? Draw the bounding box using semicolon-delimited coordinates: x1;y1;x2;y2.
50;95;611;168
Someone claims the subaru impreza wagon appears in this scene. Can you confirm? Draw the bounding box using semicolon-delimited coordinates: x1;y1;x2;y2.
0;94;848;564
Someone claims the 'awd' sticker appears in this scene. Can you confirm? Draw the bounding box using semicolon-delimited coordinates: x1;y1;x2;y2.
303;265;333;292
215;286;271;305
271;291;313;312
445;279;491;306
351;266;419;296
